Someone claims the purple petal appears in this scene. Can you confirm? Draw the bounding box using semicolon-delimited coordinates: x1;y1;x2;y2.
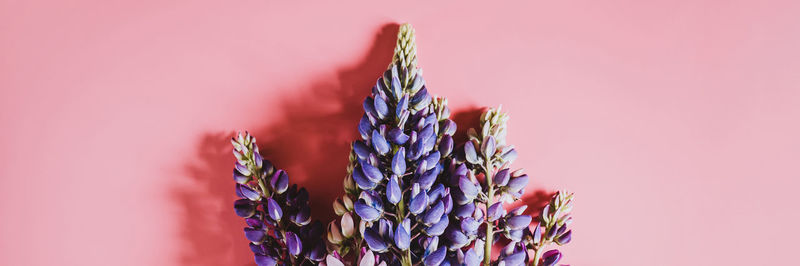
361;162;384;183
234;199;255;218
254;254;277;266
423;246;446;266
394;220;410;250
371;130;390;155
463;249;480;266
353;140;371;159
481;136;496;158
237;184;261;201
464;141;479;164
458;176;478;200
493;168;510;187
396;95;409;117
409;190;428;215
424;214;448;236
423;151;441;171
388;127;410;145
506;215;532;230
244;227;265;242
392;147;406;176
556;230;572;245
233;169;248;184
438;135;454;158
386;175;402;205
354;201;381;222
423;201;445;225
374;96;389;119
363;228;388;252
271;170;289;194
358;115;372;140
454;203;475;219
500;250;526;266
445;228;469;249
542;250;562;266
487;202;505;222
353;166;377;190
266;197;282;221
507;174;529;191
285;231;302;256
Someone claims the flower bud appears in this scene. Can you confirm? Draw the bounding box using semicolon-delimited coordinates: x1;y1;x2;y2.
542;249;562;266
328;222;344;244
333;199;347;216
244;227;265;243
464;141;479;164
266;197;282;221
286;231;302;256
341;212;355;238
371;130;390;155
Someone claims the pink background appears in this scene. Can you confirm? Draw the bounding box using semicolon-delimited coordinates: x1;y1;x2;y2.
2;0;799;265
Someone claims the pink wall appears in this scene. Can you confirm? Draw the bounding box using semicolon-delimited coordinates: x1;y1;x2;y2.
2;0;799;265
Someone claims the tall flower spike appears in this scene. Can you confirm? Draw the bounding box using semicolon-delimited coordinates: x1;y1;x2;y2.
326;23;459;265
231;132;323;265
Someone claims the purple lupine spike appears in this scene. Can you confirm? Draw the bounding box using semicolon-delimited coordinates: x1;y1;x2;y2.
541;249;562;266
506;215;532;230
392;147;406;176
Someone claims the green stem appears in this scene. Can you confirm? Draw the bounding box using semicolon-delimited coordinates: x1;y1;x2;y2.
483;161;494;266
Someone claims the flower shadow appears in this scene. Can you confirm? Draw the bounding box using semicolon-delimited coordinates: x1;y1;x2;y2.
174;23;400;266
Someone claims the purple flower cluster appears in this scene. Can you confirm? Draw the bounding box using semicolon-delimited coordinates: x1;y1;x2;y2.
230;23;574;266
326;23;460;265
231;132;325;266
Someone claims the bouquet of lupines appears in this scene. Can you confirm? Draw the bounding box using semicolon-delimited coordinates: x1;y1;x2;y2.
230;23;574;266
231;132;326;265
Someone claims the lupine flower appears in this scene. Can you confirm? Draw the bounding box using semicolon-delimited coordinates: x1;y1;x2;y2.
231;132;324;265
523;191;574;266
325;23;462;265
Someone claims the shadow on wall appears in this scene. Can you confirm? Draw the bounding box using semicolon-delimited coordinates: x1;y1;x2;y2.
174;23;400;266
